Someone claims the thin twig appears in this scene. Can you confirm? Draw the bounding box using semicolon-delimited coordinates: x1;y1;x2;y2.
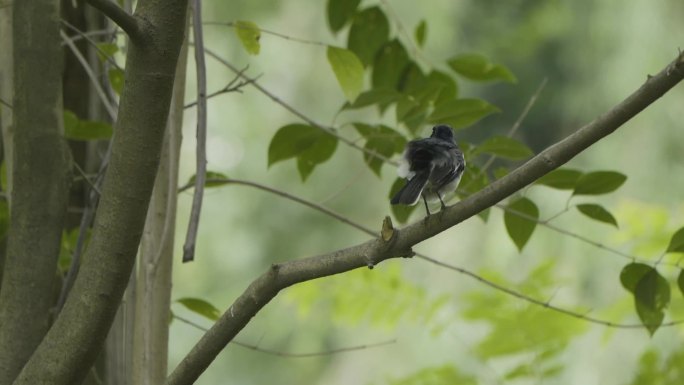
173;314;396;358
0;97;11;109
183;68;259;109
60;30;117;120
204;21;329;47
84;0;141;41
178;178;376;236
415;253;684;329
182;0;208;263
477;78;548;177
60;19;124;71
378;0;433;68
200;47;398;166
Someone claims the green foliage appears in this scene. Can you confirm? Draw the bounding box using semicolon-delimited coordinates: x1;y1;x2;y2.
327;46;364;102
447;53;517;83
504;197;539;251
285;263;448;330
347;6;389;66
372;39;410;91
63;110;113;141
535;168;583;189
326;0;361;33
576;203;618;227
572;171;626;195
414;20;427;47
471;135;533;160
186;171;230;188
665;227;684;254
629;349;684;385
268;124;338;181
108;68;124;95
176;297;221;321
354;123;406;176
234;20;261;55
620;263;670;335
382;365;475;385
427;98;500;129
95;42;118;62
462;261;586;381
679;270;684;299
58;228;91;274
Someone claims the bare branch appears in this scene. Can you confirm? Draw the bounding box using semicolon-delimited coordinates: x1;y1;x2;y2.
204;21;329;47
182;0;208;263
167;53;684;385
84;0;141;41
201;48;398;166
415;253;684;329
173;314;396;358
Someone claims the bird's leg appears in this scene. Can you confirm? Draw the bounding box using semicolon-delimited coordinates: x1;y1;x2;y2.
437;192;446;211
422;195;431;217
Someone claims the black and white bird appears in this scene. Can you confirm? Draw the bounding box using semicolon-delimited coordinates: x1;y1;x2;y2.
390;125;465;215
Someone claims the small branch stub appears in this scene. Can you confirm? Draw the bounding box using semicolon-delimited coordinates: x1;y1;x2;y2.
381;216;395;242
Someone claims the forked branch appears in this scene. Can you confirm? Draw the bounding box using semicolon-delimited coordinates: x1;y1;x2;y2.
85;0;141;41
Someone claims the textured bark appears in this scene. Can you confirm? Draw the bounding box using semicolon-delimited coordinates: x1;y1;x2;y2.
0;1;11;290
0;0;72;383
12;0;189;383
132;23;188;385
167;54;684;385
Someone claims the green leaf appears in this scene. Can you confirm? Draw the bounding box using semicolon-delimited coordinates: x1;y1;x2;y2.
296;131;338;181
344;87;400;110
634;268;670;336
536;168;583;190
268;124;320;166
372;39;410;90
665;227;684;254
95;42;118;62
678;270;684;299
268;124;338;180
108;68;124;95
63;110;113;141
620;263;652;294
186;171;230;188
572;171;626;195
447;53;517;83
347;6;389;66
353;123;406;176
428;98;500;129
390;178;417;223
426;70;458;105
327;0;361;33
504;197;539;251
234;20;261;55
576;204;618;228
414;20;427;47
327;46;364;102
176;298;221;321
472;135;533;160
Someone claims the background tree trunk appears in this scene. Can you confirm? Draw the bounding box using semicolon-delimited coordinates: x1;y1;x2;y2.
0;0;72;383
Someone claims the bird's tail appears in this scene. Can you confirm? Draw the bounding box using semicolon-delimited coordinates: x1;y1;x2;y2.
391;172;429;205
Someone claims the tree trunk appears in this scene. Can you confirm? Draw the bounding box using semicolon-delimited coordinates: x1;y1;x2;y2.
0;0;72;383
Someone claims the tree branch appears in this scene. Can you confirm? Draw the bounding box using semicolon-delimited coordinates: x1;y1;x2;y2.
84;0;141;41
182;0;208;263
167;53;684;385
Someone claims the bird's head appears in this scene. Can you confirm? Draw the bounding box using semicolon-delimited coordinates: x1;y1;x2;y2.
431;125;455;142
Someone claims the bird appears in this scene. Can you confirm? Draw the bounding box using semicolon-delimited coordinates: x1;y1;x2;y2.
390;125;465;216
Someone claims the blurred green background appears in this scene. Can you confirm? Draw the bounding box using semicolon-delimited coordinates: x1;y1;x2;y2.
168;1;684;384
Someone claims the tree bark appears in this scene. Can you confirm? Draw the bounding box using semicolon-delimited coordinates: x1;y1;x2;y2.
12;0;189;383
132;20;188;385
0;0;72;383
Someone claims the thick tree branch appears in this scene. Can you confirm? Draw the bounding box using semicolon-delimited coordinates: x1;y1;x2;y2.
13;0;189;384
84;0;141;41
167;53;684;385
